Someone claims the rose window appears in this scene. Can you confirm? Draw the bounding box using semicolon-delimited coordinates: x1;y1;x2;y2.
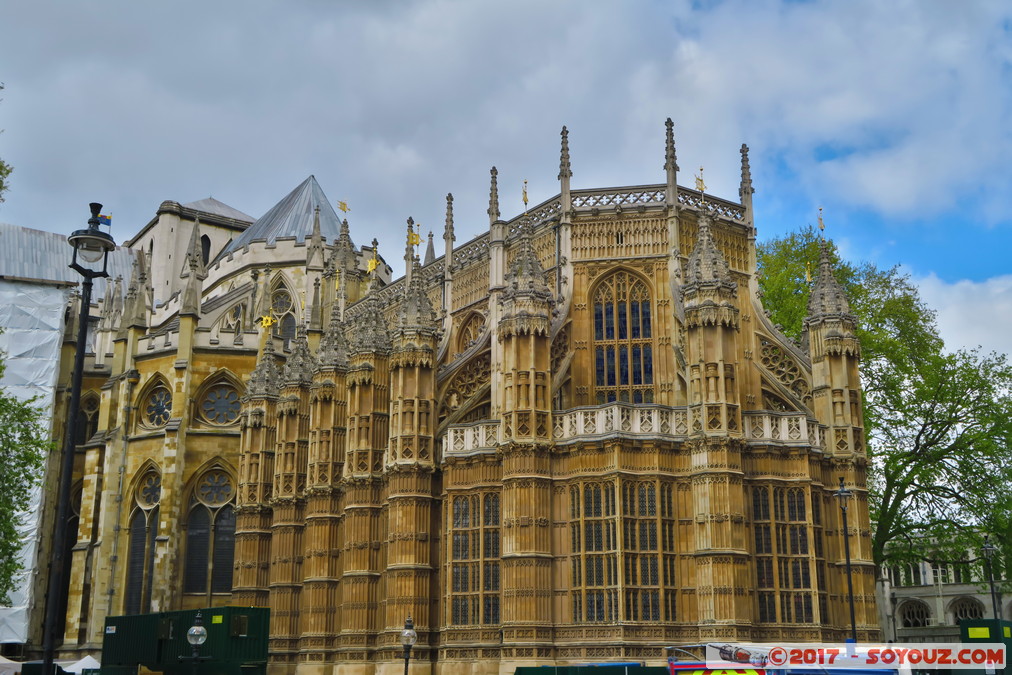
145;387;172;427
136;471;162;508
196;470;233;506
200;385;241;425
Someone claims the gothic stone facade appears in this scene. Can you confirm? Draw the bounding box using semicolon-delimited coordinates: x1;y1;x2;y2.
54;122;877;675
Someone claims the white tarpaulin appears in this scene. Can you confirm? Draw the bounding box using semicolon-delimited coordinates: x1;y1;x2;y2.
0;280;71;643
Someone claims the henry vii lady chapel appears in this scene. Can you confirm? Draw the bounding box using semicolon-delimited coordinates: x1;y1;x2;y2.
48;120;876;675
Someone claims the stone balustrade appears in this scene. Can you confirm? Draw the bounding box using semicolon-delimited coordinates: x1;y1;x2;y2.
444;403;825;455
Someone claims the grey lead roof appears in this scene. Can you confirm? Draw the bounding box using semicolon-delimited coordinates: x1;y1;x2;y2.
0;221;139;296
217;176;345;259
182;197;255;223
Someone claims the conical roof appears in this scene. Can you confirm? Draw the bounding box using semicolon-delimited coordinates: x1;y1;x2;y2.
217;176;348;259
182;197;255;223
807;241;853;318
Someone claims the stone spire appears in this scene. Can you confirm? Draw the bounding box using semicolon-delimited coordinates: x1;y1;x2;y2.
123;255;148;330
181;218;207;279
502;223;553;305
739;143;755;227
488;167;501;225
283;326;317;387
317;292;350;369
306;205;326;270
443;193;455;264
423;231;435;266
685;209;734;289
398;259;438;332
348;292;392;354
248;335;282;396
181;219;207;316
559;126;572;181
309;277;322;331
807;241;854;319
330;218;357;272
664;118;679;204
405;217;418;285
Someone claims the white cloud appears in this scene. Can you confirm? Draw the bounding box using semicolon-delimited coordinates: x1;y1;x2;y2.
916;273;1012;357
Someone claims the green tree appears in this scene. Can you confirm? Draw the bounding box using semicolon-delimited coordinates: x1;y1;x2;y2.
758;227;1012;570
0;346;50;605
0;83;11;203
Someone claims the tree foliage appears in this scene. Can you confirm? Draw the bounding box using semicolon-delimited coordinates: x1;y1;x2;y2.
758;227;1012;572
0;346;49;605
0;82;10;204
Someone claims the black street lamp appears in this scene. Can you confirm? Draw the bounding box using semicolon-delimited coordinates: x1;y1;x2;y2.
982;535;1002;622
400;615;417;675
179;611;211;675
834;476;858;643
41;203;116;675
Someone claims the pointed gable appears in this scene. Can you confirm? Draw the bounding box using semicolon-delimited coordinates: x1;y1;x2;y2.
217;176;350;259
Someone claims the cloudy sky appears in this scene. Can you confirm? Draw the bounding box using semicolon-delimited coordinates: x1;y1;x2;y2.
1;0;1009;355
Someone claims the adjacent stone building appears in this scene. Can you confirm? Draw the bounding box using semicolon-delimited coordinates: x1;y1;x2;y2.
52;121;878;674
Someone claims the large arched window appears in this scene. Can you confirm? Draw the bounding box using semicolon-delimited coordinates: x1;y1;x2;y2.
951;597;984;623
900;599;931;628
124;469;161;615
448;492;500;626
592;271;653;403
183;469;236;599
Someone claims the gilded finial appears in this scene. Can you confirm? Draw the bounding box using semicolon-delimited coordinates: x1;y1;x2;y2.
407;217;421;247
522;179;529;213
695;166;706;200
818;206;825;236
259;311;276;329
367;238;380;274
805;261;812;283
337;200;350;213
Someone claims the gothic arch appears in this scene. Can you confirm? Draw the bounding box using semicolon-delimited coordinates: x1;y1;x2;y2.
134;374;173;431
898;599;932;628
587;268;656;404
456;311;487;355
191;370;245;427
268;274;300;348
180;460;237;599
948;596;985;623
123;461;162;615
76;390;101;445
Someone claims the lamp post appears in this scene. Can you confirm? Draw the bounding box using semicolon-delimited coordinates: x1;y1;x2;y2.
982;535;1002;622
400;615;417;675
41;203;116;675
834;476;858;643
179;611;210;675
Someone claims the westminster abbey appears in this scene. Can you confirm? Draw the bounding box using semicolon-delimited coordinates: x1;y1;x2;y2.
49;120;877;675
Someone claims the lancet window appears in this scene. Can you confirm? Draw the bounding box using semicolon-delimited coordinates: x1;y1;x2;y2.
75;391;100;445
570;482;618;622
752;485;814;624
592;271;654;404
183;469;236;600
448;493;500;625
124;469;161;615
622;480;661;621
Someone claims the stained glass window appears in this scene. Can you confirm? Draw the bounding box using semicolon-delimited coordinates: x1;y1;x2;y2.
592;272;654;404
184;470;236;598
144;387;171;427
199;384;241;425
